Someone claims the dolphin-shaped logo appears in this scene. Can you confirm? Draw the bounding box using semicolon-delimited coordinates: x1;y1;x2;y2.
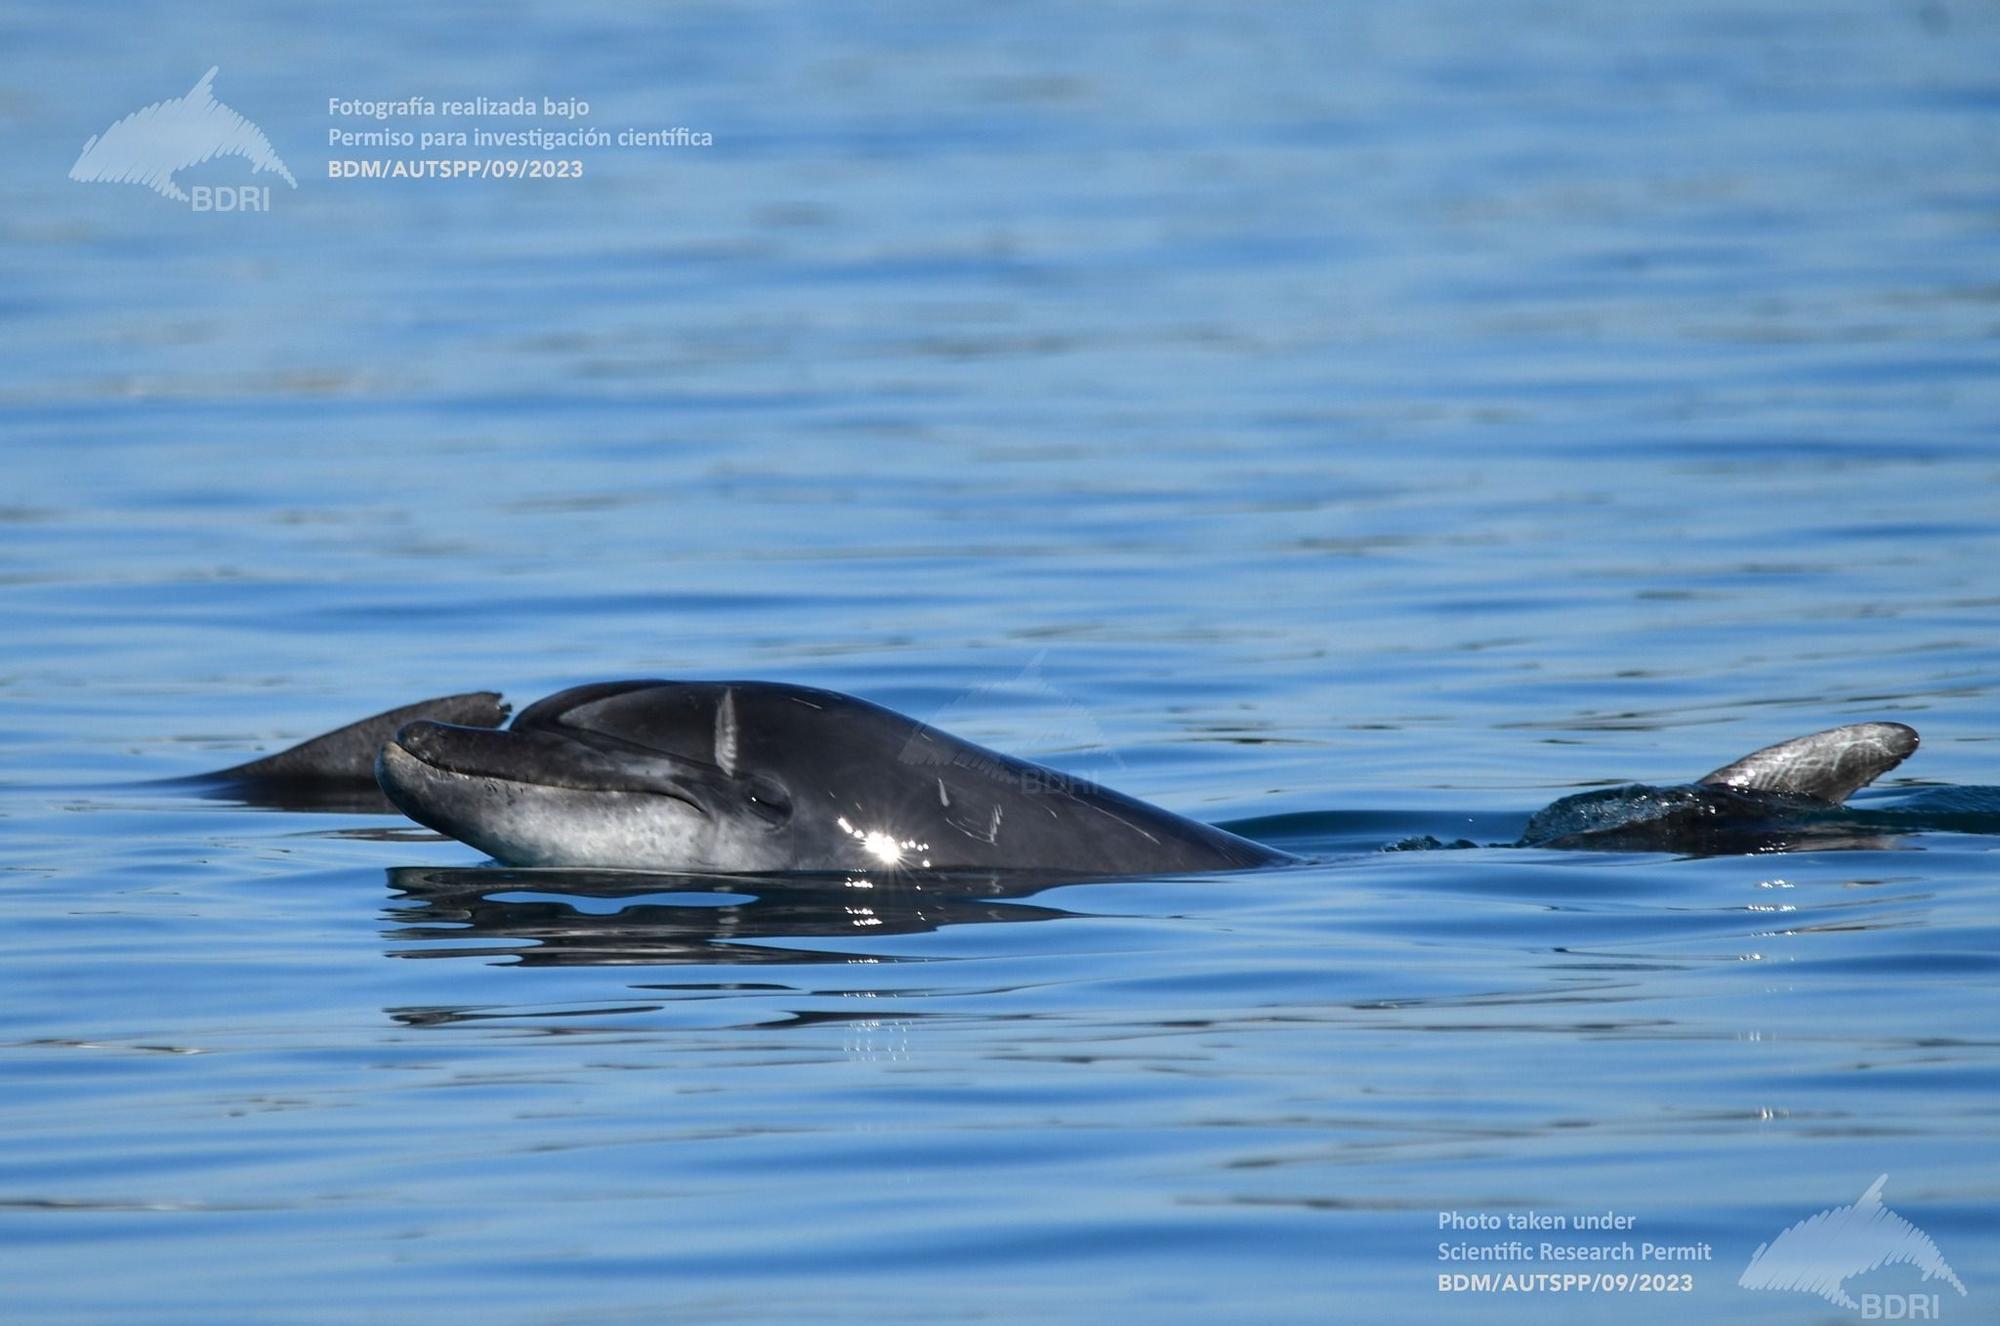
1739;1175;1968;1309
901;653;1124;774
69;67;296;202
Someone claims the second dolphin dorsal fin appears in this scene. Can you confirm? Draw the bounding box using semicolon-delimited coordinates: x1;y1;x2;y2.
212;691;510;784
1697;722;1919;804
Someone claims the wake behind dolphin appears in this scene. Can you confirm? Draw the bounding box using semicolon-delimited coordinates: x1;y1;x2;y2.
187;681;1960;873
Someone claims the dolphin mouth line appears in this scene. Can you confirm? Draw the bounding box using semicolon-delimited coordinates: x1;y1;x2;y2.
380;738;707;813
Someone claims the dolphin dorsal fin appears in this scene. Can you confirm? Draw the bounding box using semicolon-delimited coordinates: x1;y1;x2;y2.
211;691;510;784
1698;722;1919;804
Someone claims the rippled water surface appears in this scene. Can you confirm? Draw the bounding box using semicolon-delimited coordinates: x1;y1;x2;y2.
3;3;1998;1322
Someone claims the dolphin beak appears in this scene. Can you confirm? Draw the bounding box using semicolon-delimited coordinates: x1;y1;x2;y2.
381;720;709;804
388;720;530;778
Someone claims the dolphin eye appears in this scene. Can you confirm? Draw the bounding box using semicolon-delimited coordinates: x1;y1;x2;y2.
744;778;792;824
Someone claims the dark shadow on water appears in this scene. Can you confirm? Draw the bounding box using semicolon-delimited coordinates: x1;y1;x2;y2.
384;865;1085;967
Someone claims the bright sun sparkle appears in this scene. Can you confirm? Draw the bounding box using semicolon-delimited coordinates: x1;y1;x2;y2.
837;817;929;867
860;830;904;863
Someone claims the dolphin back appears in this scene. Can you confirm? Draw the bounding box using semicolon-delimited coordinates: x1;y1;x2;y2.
1698;722;1919;804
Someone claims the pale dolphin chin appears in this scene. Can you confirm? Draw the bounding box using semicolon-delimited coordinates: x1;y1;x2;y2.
375;739;724;870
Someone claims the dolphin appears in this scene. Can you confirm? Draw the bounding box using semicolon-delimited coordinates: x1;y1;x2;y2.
187;684;1938;870
1739;1175;1967;1309
70;67;297;202
1515;722;1919;851
374;681;1286;876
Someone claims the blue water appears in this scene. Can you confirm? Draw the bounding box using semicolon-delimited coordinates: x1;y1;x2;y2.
3;2;1998;1322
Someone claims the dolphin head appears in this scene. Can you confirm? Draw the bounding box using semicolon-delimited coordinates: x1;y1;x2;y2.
376;681;934;871
378;679;1285;876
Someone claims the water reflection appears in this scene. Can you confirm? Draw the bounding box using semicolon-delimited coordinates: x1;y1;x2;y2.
384;865;1083;966
190;782;406;815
